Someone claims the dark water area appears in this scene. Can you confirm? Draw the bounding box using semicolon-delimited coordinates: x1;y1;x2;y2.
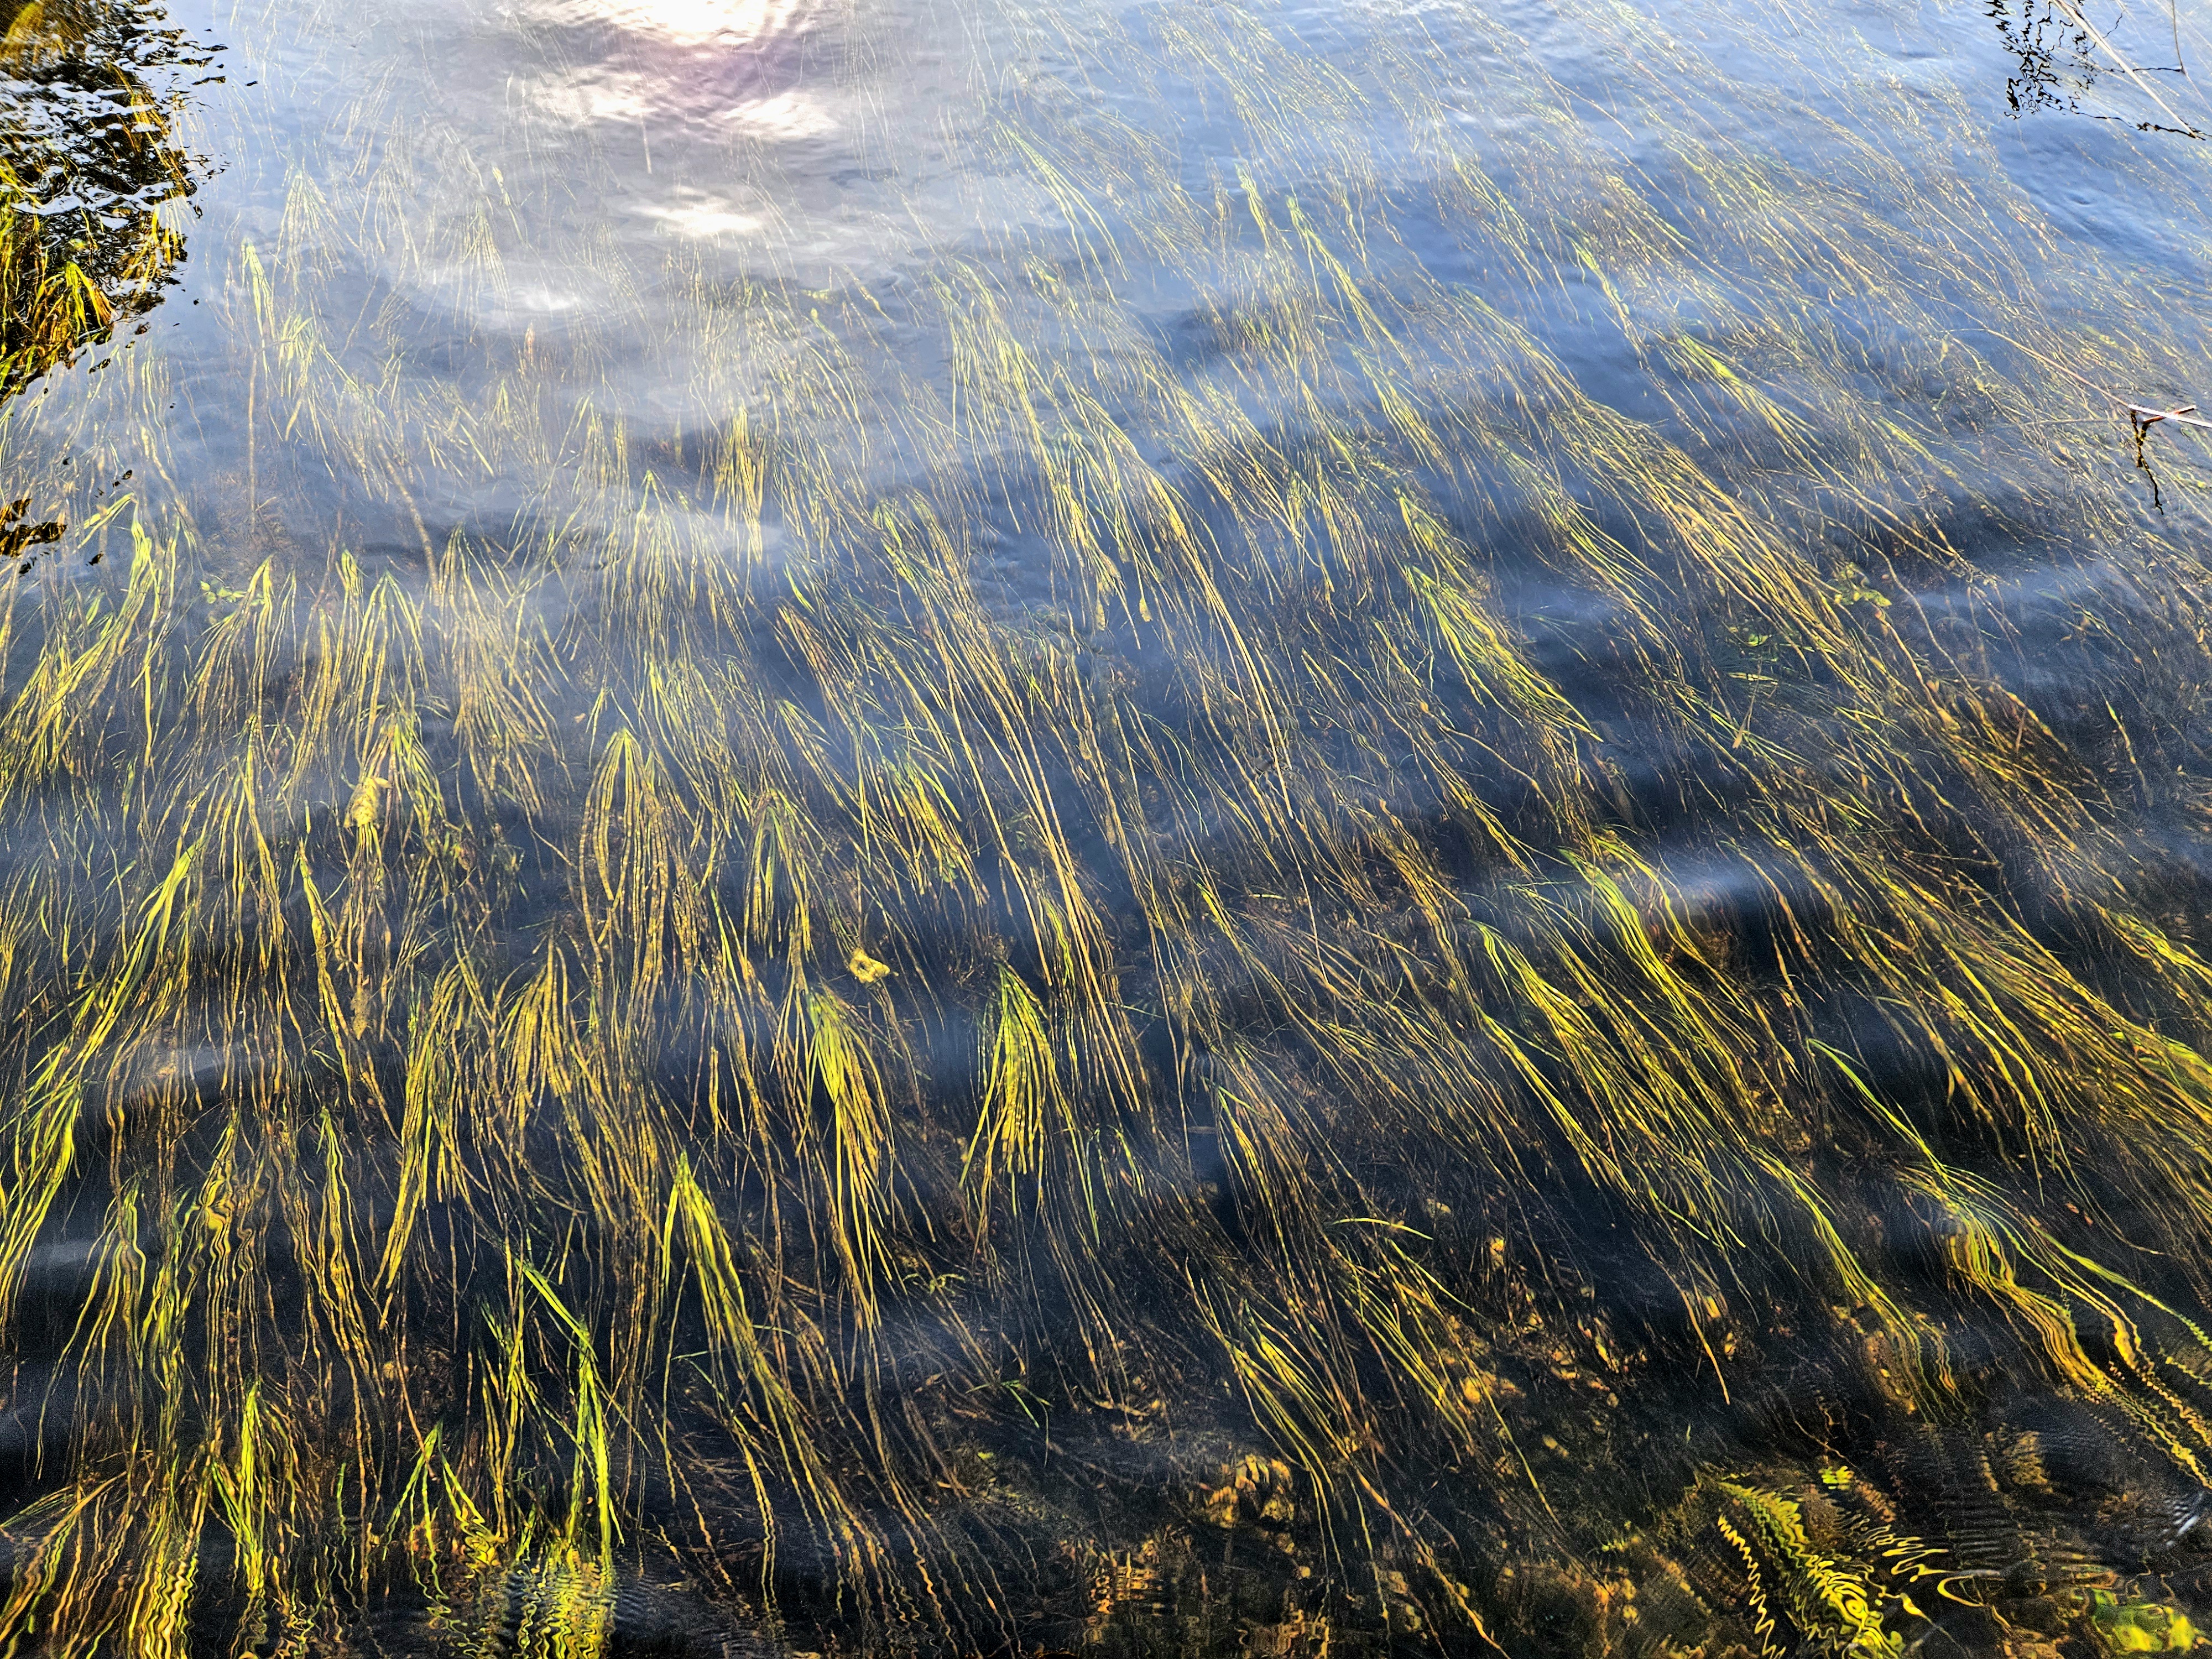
4;0;2212;1655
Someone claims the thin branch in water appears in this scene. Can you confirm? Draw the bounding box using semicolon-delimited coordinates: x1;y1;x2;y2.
2050;0;2204;132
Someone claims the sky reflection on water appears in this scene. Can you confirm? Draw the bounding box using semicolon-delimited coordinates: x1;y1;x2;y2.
3;0;2212;1652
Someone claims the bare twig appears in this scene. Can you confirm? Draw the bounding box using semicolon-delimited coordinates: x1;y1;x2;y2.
1966;325;2212;433
2050;0;2204;133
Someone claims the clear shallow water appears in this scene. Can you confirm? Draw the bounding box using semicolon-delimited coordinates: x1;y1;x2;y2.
6;0;2212;1653
49;0;2206;568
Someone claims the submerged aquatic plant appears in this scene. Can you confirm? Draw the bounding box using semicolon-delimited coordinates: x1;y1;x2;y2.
1;0;2212;1655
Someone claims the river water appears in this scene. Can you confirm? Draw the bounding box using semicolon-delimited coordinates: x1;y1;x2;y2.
3;0;2212;1653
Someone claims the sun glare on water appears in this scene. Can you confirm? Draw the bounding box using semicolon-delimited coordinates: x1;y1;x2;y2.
521;0;805;45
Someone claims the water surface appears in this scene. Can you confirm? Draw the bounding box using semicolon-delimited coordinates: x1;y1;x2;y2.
4;0;2212;1653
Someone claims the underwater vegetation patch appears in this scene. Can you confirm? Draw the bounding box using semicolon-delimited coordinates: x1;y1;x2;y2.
1;0;2212;1655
